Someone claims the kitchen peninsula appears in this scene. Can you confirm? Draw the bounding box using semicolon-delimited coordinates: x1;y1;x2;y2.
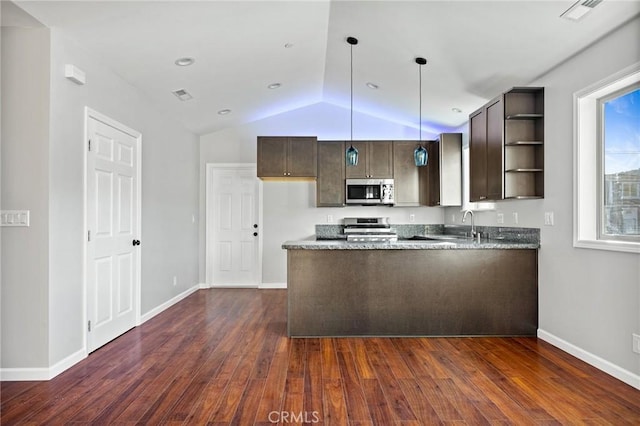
283;225;539;337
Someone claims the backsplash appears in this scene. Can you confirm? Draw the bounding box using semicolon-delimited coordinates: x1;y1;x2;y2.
316;224;540;244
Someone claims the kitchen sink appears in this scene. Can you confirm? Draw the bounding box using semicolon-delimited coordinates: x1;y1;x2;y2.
407;234;470;241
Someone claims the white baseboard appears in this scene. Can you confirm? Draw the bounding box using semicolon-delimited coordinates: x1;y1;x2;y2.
259;282;287;289
1;284;202;382
538;329;640;390
0;348;86;381
140;284;200;323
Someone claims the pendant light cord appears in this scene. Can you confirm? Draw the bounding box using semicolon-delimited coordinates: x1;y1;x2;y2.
419;62;422;142
350;41;354;143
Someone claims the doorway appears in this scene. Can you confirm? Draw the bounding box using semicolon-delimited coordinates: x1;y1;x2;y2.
85;108;141;353
206;164;262;287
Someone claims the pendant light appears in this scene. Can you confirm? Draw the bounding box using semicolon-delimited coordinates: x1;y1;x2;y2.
414;57;428;167
345;36;359;166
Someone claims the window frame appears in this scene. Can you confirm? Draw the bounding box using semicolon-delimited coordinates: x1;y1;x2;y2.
574;63;640;253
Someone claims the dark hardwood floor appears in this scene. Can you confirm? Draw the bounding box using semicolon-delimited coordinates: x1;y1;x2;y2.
2;289;639;425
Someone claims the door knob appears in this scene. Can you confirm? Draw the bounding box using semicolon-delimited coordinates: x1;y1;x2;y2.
132;239;141;246
253;224;258;228
253;232;258;237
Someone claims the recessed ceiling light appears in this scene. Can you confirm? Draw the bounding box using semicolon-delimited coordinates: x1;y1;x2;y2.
452;107;462;113
267;83;282;89
174;57;195;67
217;109;232;115
366;82;379;90
284;43;294;49
172;88;193;101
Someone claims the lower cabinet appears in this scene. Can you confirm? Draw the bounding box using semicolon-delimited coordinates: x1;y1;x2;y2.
287;248;538;336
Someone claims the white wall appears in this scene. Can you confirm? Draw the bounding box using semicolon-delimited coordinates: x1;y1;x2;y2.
1;23;51;368
446;17;640;386
200;102;447;284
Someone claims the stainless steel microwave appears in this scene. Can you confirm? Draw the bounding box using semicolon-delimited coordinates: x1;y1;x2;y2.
345;179;394;205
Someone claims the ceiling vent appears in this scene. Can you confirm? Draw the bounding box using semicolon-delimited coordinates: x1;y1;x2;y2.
172;88;193;101
560;0;604;21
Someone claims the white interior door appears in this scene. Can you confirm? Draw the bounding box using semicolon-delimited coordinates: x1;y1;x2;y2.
206;165;261;287
86;111;141;353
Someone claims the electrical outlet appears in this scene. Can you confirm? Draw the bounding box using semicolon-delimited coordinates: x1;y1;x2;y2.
544;211;555;226
173;276;177;286
327;215;333;223
497;213;504;224
633;333;640;354
409;214;415;223
512;212;519;224
452;214;456;222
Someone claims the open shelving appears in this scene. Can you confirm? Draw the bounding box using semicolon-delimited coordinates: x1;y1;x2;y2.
503;87;544;199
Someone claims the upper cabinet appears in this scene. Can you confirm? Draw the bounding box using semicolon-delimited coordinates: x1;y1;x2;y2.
503;87;544;199
257;136;317;179
345;141;393;179
469;87;544;201
393;141;422;206
419;134;462;207
316;141;345;207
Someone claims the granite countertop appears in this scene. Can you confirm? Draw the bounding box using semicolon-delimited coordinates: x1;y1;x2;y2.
282;238;540;250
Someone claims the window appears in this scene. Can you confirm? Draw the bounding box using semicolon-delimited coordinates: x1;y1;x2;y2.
599;86;640;241
574;64;640;253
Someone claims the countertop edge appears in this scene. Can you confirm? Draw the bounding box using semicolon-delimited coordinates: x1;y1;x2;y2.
282;240;540;250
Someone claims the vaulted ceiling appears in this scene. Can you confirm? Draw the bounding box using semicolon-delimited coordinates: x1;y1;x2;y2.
11;0;640;135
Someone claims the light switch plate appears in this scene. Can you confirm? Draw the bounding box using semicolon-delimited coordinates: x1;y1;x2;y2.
1;210;30;227
633;333;640;354
497;213;504;224
512;212;519;224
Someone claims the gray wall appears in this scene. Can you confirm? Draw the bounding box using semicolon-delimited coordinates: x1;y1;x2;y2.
46;30;200;365
1;11;200;371
1;23;50;368
446;17;640;382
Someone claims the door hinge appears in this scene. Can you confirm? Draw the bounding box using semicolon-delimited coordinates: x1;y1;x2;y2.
88;320;91;332
88;139;91;151
88;230;91;242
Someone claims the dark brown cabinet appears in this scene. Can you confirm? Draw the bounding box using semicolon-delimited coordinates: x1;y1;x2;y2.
503;88;544;199
345;141;393;179
257;136;317;178
470;97;504;201
469;87;544;201
418;134;462;206
316;141;345;207
392;141;422;206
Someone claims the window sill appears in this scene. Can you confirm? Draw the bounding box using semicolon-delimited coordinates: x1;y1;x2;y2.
574;238;640;254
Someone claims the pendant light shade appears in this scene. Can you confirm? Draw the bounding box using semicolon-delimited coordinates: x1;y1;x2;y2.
346;36;359;166
414;57;428;167
414;145;428;166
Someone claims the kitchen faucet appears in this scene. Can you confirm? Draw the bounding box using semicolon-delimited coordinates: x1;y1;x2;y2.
462;210;478;240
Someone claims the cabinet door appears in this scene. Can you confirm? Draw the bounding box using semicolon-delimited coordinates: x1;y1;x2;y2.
288;137;317;177
393;141;420;206
469;110;487;201
257;137;288;177
439;133;462;206
486;98;504;200
344;141;368;178
427;141;441;206
317;141;345;207
368;141;394;178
